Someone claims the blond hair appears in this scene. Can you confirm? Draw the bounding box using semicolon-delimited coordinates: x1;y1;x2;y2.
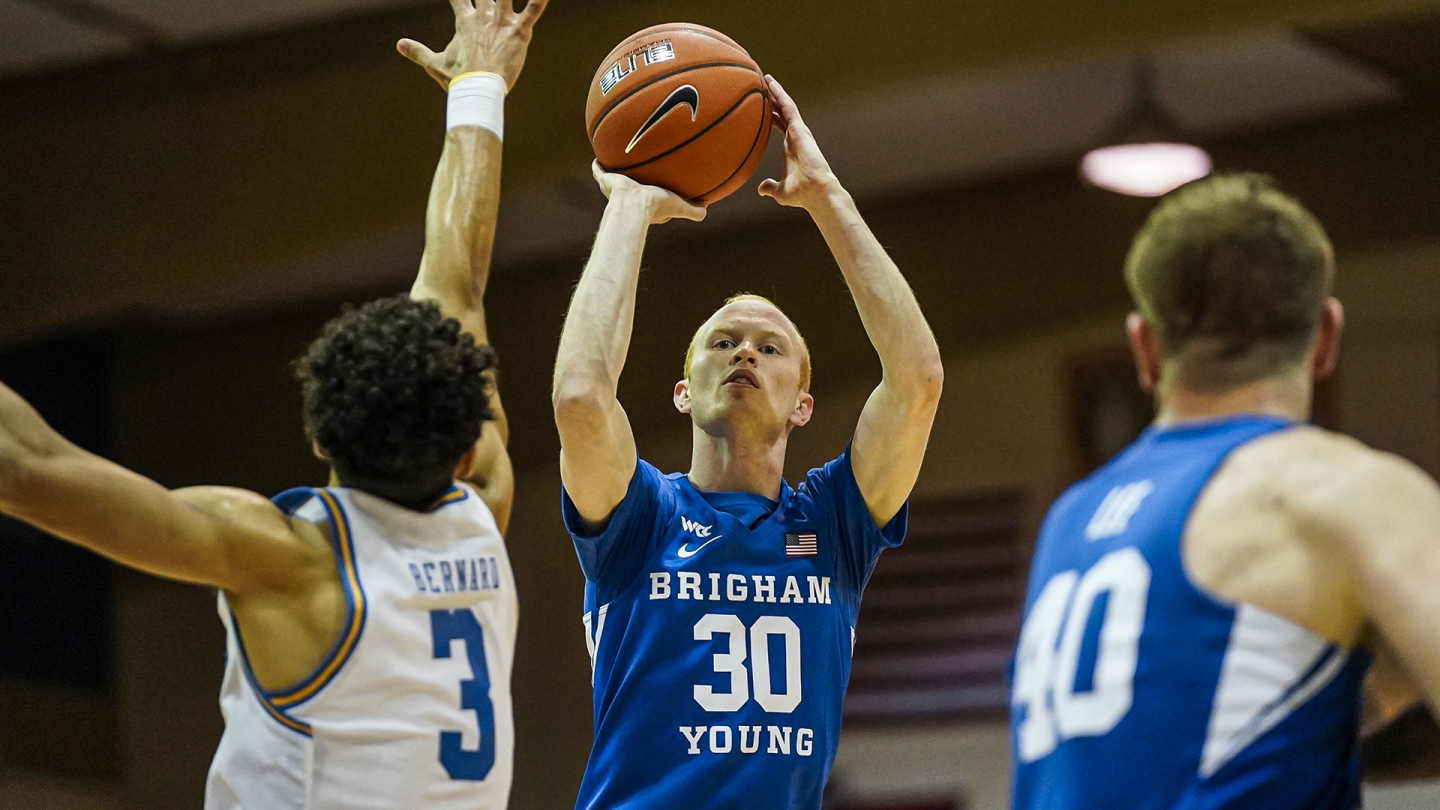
683;294;811;392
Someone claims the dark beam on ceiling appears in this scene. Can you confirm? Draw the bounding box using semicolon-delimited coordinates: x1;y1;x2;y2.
16;0;174;48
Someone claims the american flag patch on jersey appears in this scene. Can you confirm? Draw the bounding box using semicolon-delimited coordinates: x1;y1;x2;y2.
784;532;818;556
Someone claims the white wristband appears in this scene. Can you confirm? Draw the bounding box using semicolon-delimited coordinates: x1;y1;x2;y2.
447;72;505;140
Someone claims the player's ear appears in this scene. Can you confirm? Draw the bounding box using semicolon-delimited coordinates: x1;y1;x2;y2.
311;440;329;463
674;380;692;414
1311;297;1344;381
1126;313;1161;394
454;446;479;480
789;392;814;429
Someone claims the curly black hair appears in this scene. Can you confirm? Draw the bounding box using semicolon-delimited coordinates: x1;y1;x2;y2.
296;295;496;509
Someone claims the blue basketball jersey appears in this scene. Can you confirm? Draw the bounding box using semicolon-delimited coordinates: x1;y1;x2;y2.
1011;416;1372;810
563;447;907;810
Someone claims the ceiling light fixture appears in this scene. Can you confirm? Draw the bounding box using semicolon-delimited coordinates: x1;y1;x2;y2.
1081;57;1212;197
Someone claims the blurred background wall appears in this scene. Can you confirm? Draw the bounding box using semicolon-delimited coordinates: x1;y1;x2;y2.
3;0;1440;807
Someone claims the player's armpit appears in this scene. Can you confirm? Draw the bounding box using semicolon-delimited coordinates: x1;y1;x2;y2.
1359;631;1440;781
1363;705;1440;782
1362;632;1425;736
454;371;513;532
463;421;514;535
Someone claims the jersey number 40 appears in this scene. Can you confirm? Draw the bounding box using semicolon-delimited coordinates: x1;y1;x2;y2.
1012;547;1152;762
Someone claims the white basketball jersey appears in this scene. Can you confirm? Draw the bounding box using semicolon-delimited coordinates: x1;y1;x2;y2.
205;483;517;810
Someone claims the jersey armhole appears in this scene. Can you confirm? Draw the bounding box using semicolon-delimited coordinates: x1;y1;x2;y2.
222;604;314;737
255;488;370;711
1176;424;1302;617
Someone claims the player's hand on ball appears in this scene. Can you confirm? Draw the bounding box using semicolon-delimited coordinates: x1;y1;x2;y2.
591;161;707;225
397;0;548;91
758;75;841;209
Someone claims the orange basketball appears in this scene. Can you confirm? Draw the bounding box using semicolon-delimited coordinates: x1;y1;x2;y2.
586;24;772;204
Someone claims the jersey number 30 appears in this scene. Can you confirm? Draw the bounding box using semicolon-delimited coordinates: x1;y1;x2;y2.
1012;547;1151;762
694;614;803;713
431;609;496;781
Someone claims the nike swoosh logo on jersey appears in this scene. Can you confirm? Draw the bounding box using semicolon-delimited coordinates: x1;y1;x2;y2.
676;536;721;558
625;84;699;154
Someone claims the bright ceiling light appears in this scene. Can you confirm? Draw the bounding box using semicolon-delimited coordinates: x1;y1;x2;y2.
1081;56;1213;197
1081;142;1213;197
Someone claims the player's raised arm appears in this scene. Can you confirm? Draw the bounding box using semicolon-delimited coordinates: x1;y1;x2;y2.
758;76;943;526
0;380;328;593
400;0;546;532
552;165;704;526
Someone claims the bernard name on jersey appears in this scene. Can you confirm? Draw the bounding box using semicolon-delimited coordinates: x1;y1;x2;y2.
407;555;504;595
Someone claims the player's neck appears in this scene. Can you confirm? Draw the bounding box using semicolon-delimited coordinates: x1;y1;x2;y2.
1154;367;1312;426
687;425;787;499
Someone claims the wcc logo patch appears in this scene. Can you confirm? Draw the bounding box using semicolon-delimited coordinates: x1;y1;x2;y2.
677;516;721;559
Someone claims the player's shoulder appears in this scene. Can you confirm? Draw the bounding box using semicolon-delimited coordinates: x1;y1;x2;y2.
174;485;335;586
636;459;689;495
1234;425;1418;487
176;484;313;535
796;447;858;495
631;458;690;514
1231;426;1436;527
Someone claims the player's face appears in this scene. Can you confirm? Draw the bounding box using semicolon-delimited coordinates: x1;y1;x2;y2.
677;301;812;439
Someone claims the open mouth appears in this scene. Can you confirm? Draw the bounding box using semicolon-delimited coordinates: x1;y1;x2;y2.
723;369;760;389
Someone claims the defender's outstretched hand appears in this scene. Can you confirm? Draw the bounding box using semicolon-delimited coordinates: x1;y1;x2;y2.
758;75;841;209
398;0;548;90
591;161;707;225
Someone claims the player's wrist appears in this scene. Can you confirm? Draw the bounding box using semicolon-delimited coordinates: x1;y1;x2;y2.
801;179;853;217
603;186;662;223
447;72;506;140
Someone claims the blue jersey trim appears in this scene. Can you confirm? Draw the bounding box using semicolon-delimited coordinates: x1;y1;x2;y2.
262;488;370;709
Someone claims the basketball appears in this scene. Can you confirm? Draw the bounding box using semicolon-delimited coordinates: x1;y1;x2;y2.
586;24;772;203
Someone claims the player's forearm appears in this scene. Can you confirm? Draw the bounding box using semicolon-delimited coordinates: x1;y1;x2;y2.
411;127;503;338
806;186;944;401
553;192;653;408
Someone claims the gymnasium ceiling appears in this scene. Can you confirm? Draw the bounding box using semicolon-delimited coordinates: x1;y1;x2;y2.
3;0;1440;347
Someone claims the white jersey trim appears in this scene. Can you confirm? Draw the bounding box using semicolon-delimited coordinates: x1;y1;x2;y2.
1199;603;1349;777
583;603;609;684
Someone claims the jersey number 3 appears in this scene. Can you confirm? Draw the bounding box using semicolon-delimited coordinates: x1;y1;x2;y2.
1011;547;1151;762
431;609;496;781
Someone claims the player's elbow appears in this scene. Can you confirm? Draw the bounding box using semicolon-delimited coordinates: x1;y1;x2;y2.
917;354;944;403
0;447;35;511
552;374;612;428
895;353;944;409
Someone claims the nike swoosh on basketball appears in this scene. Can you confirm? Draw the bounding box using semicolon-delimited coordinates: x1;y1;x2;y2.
625;84;700;154
676;536;721;558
